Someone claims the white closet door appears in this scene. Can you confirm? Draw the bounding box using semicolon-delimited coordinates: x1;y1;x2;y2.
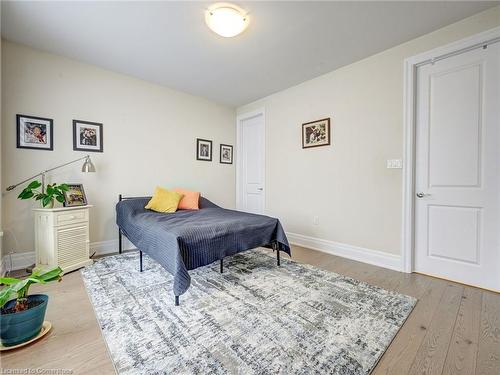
414;43;500;291
237;112;265;214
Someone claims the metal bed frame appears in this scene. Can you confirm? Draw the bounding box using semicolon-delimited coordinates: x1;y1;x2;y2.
117;194;281;306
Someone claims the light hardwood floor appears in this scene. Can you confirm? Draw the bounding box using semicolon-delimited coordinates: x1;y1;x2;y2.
2;245;499;374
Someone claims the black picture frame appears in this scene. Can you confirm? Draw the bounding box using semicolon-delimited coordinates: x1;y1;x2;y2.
196;138;212;161
63;184;88;207
73;120;103;153
302;118;331;149
220;144;233;164
16;114;54;151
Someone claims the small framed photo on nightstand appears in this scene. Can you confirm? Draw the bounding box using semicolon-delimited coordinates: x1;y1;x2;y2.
63;184;88;207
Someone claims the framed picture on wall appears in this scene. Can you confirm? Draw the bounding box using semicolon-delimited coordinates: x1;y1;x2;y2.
73;120;103;152
302;118;331;149
16;114;54;151
196;138;212;161
63;184;88;207
220;144;233;164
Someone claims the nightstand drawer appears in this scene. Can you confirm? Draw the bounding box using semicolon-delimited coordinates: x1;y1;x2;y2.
55;209;88;226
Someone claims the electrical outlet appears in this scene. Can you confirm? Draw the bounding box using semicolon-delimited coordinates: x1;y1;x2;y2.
386;159;403;169
313;216;319;225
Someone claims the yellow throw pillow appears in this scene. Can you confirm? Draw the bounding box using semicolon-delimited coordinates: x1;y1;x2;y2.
145;187;183;213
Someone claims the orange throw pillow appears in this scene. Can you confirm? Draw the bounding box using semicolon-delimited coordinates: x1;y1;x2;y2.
173;188;200;210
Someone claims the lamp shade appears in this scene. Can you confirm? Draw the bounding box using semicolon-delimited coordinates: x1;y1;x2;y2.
82;157;96;173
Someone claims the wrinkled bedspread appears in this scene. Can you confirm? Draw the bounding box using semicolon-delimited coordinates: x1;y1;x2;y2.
116;197;290;296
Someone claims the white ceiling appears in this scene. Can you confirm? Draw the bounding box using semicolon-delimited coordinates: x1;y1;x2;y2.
1;1;497;106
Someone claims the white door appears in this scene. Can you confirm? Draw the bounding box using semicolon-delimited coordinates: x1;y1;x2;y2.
237;111;265;214
414;43;500;291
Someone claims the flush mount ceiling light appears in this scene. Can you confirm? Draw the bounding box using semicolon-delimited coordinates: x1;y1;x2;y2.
205;3;249;38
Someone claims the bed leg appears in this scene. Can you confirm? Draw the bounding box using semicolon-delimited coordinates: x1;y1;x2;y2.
118;229;122;254
275;242;281;266
118;194;123;254
175;295;179;306
220;258;223;273
139;251;143;272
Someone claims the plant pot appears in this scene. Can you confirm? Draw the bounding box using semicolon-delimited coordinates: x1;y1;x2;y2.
0;294;48;347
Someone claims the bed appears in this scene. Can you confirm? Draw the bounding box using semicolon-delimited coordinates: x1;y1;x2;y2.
116;195;291;305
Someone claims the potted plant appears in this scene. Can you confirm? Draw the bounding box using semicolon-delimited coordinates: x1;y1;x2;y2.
0;266;63;347
17;180;69;208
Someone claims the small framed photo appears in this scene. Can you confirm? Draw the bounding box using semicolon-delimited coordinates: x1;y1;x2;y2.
302;118;331;149
73;120;103;152
220;144;233;164
196;138;212;161
63;184;88;207
16;114;54;151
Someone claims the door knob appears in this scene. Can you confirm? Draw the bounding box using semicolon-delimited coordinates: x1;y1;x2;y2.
257;187;263;191
416;192;427;198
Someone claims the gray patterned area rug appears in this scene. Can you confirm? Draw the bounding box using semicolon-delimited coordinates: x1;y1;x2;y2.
81;249;416;375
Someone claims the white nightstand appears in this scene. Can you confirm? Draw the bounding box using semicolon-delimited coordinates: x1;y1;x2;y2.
33;205;93;273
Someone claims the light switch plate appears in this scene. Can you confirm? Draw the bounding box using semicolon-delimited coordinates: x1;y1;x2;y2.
387;159;403;169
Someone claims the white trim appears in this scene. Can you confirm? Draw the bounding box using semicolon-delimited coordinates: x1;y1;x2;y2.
0;256;6;277
402;26;500;274
1;251;36;274
0;239;136;275
90;239;136;256
0;232;4;275
287;232;402;272
401;55;417;273
405;26;500;68
235;108;266;213
2;236;401;274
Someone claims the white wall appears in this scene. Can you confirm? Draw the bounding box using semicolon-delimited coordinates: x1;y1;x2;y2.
1;41;235;256
237;7;500;256
0;34;3;260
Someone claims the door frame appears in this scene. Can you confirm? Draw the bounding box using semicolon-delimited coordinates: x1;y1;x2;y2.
235;108;266;212
401;26;500;273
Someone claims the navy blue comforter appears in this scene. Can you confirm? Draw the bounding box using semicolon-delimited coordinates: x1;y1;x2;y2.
116;197;290;296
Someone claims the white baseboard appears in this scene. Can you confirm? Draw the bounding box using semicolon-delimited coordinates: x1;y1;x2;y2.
0;238;136;275
90;239;136;256
0;256;6;276
2;235;401;274
1;251;36;275
286;232;402;272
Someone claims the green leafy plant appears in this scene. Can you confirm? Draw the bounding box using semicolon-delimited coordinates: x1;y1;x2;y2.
0;266;63;313
17;180;69;207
